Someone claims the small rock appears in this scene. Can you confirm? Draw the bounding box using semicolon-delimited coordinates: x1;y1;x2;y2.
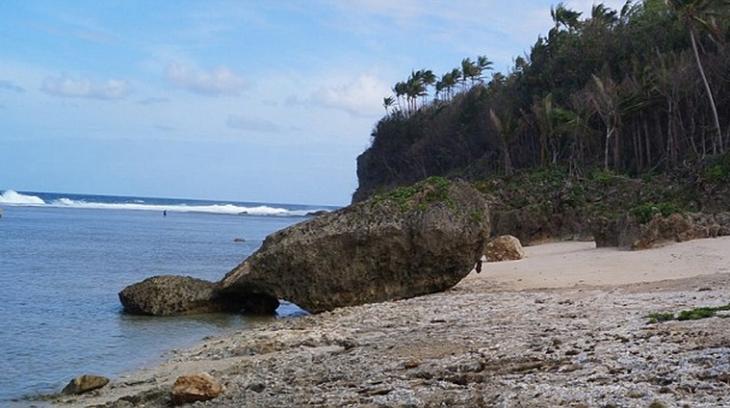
485;235;525;262
170;373;224;405
246;382;266;393
403;359;421;369
62;375;110;395
626;390;645;398
233;238;246;243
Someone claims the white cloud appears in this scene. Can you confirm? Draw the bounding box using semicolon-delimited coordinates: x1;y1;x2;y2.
297;74;390;117
226;115;281;133
321;0;630;63
41;75;130;100
165;63;247;96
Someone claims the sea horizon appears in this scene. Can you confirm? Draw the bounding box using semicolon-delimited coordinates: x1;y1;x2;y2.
0;189;340;218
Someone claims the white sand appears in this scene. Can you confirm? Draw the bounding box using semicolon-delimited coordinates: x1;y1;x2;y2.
465;236;730;290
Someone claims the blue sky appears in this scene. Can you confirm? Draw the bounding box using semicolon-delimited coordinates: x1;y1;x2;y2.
0;0;624;205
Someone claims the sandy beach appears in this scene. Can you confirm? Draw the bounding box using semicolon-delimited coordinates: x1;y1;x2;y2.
53;237;730;407
466;238;730;290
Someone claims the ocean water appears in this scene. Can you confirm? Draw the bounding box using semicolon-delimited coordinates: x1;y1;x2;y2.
0;190;334;402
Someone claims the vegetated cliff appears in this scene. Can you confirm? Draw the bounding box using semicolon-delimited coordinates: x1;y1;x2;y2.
477;154;730;245
353;0;729;203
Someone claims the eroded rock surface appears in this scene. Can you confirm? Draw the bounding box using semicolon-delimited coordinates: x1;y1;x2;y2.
219;178;491;313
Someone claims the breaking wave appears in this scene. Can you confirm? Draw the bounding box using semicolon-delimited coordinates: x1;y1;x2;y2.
0;190;46;205
0;190;326;217
48;199;317;216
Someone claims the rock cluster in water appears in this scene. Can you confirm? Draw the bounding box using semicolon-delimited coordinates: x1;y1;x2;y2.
119;178;490;315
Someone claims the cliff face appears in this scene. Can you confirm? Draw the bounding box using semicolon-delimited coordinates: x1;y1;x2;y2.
353;88;501;203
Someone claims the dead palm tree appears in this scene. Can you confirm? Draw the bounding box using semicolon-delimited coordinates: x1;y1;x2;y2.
665;0;726;151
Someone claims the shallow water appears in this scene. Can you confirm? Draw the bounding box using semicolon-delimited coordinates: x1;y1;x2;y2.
0;197;323;401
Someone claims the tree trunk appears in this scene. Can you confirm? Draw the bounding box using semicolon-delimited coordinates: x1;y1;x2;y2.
689;29;723;152
502;145;514;176
604;127;614;170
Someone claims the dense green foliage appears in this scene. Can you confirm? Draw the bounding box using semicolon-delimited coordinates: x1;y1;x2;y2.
355;0;729;202
630;202;682;223
475;165;700;217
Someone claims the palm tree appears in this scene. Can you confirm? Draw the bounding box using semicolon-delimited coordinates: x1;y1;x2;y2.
489;108;517;175
434;80;444;101
461;58;478;88
393;82;407;113
476;56;493;82
588;75;621;170
383;96;395;115
550;3;582;31
420;69;437;104
405;71;427;113
449;68;461;96
665;0;724;151
591;3;619;25
531;94;556;166
421;70;436;87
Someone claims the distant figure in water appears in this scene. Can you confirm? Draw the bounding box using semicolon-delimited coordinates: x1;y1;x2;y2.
163;210;167;217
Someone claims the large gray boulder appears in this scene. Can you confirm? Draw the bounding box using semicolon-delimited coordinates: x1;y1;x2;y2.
119;275;232;316
218;178;490;313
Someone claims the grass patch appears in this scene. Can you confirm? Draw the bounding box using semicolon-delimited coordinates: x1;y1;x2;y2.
590;168;619;184
646;312;674;324
647;304;730;323
373;176;453;211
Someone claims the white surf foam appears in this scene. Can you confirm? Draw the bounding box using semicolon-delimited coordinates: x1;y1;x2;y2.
0;190;46;205
0;190;329;217
47;198;324;217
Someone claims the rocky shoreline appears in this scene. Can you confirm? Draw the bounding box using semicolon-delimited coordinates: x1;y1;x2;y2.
51;239;730;407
